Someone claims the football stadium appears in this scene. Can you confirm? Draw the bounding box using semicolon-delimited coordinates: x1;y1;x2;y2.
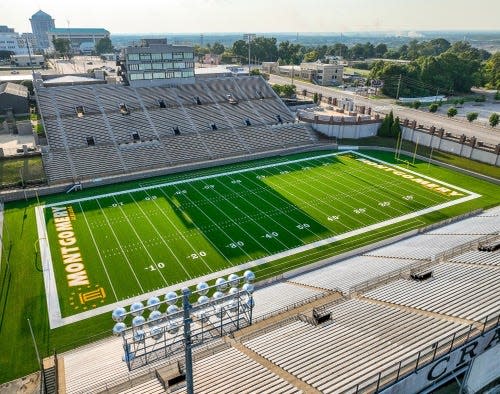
0;68;499;393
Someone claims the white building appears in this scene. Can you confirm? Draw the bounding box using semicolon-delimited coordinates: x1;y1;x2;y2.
120;39;194;87
0;26;30;55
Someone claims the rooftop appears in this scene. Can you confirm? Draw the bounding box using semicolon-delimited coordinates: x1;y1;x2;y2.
48;28;109;35
0;82;28;97
31;10;52;19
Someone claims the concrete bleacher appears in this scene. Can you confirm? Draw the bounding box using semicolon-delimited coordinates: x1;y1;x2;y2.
449;250;500;266
37;76;318;184
242;299;468;393
171;346;301;394
288;256;424;294
363;262;500;321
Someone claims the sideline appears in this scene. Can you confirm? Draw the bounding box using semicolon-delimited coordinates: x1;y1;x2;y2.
0;202;3;272
37;151;481;328
35;205;62;326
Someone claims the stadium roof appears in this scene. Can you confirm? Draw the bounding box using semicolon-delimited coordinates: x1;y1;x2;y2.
48;28;109;35
43;75;101;86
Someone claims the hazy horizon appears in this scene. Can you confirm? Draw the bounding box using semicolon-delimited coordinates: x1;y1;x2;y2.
3;0;500;35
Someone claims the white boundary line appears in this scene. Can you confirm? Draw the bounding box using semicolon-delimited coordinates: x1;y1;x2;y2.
35;205;63;326
36;151;481;328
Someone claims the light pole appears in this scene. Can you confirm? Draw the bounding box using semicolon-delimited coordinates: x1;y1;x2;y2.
243;34;255;72
112;271;256;392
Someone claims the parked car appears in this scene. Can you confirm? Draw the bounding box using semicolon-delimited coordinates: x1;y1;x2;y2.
10;70;19;74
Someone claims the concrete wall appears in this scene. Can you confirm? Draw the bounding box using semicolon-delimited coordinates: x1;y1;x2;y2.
311;122;379;139
401;126;500;166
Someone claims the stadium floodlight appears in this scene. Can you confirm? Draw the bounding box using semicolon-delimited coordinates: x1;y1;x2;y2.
111;271;255;393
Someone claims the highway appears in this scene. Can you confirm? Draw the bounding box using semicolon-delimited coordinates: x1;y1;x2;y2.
269;75;500;146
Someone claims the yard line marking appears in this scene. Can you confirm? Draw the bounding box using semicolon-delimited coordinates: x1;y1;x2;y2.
78;202;118;301
315;155;449;208
237;171;324;241
212;177;308;247
142;188;233;271
196;177;293;251
113;194;170;284
257;165;368;230
129;191;202;276
156;184;253;262
49;191;478;328
183;180;276;255
95;198;144;293
283;159;412;220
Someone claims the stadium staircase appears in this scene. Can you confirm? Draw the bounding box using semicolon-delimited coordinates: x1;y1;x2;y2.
42;357;57;394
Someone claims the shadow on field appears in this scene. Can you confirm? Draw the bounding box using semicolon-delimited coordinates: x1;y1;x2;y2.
161;161;333;261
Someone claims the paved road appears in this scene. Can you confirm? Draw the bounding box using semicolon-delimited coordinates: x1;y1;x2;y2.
270;75;500;146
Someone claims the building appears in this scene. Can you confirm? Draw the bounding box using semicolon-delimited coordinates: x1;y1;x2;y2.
0;25;29;55
120;39;195;87
48;27;110;54
10;54;45;67
0;82;29;115
261;61;343;86
21;33;38;53
195;64;249;79
30;10;55;50
299;62;343;86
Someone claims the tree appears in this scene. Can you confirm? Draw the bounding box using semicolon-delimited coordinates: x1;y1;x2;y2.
232;40;248;60
378;110;394;137
95;37;113;55
313;92;319;104
413;101;421;109
52;38;71;57
303;50;319;63
250;68;269;80
482;52;500;90
489;113;499;127
495;91;500;100
447;107;458;117
428;103;439;113
375;43;387;58
212;42;225;55
466;112;478;122
391;116;401;137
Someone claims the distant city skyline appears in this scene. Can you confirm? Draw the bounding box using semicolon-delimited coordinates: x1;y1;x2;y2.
2;0;500;35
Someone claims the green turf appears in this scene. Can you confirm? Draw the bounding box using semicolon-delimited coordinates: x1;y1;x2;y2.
41;151;470;321
0;149;498;383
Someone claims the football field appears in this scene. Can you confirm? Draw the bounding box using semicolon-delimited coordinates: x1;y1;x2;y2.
36;151;478;327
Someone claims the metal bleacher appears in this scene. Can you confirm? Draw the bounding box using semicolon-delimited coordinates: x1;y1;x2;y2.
37;76;318;184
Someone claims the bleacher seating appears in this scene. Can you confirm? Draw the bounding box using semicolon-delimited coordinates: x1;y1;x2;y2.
450;250;500;266
289;256;424;293
363;262;500;321
37;76;319;184
171;347;301;394
242;299;468;393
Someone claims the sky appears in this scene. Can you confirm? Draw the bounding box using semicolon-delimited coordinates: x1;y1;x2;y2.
2;0;500;34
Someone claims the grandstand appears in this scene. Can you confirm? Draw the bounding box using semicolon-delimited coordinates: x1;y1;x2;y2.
36;76;318;185
55;206;499;394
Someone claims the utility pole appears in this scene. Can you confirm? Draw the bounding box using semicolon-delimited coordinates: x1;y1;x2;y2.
395;74;402;100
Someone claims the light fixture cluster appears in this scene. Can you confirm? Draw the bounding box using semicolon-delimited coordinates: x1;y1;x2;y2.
111;270;255;342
